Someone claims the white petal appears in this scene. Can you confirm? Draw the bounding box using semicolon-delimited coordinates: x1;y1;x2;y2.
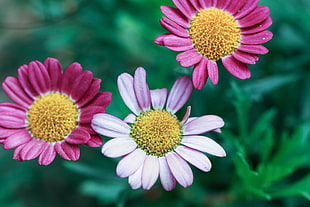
175;146;211;172
124;113;136;123
91;113;130;137
166;152;193;188
142;156;160;190
116;148;146;178
159;157;176;191
183;115;224;135
181;106;191;124
150;89;168;110
128;165;143;189
133;67;151;111
101;138;137;158
181;135;226;157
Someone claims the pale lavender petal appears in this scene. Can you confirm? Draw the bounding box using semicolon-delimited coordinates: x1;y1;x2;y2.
102;138;137;158
134;67;151;111
182;135;226;157
163;35;193;52
159;157;176;191
38;143;56;165
222;56;251;79
142;156;160;190
166;76;192;114
241;31;273;45
150;89;168;110
166;152;193;187
160;6;189;28
175;146;212;172
117;73;141;115
183;115;224;135
231;50;258;64
176;49;202;67
3;130;32;150
116;148;146;178
192;58;208;90
91;113;130;137
238;6;270;28
237;44;269;55
123;113;136;123
181;106;191;124
160;17;189;38
128;165;143;189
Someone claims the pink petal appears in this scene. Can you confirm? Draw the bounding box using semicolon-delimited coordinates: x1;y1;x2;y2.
172;0;196;19
183;115;224;135
231;50;259;64
150;89;168;110
160;6;189;28
222;56;251;79
116;148;146;178
241;17;272;35
237;44;269;55
189;0;201;10
0;102;26;118
142;156;160;190
225;0;247;15
91;113;130;137
128;165;143;189
234;0;259;19
166;76;192;114
215;0;231;10
238;6;270;28
70;71;93;103
175;146;212;172
163;35;193;52
86;135;103;147
55;142;80;161
241;30;273;45
2;76;32;107
0;115;26;129
166;152;193;188
181;135;226;157
65;127;91;145
60;62;83;95
38;143;56;165
3;130;32;150
44;58;63;91
13;144;25;161
159;157;176;191
134;67;151;111
76;78;101;108
18;65;39;98
87;92;112;108
101;138;137;158
192;58;208;90
207;59;219;85
154;33;170;46
176;49;202;67
28;61;51;94
79;106;106;123
0;127;21;138
20;139;44;160
123;113;136;123
160;17;189;38
117;73;141;115
199;0;213;9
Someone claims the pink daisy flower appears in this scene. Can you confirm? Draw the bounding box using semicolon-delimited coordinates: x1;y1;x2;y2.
91;67;225;191
155;0;273;89
0;58;112;165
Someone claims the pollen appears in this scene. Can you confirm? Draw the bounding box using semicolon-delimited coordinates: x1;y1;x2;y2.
189;7;241;61
26;92;79;142
130;110;182;157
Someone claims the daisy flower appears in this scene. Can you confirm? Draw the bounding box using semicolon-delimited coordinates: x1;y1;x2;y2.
91;67;225;191
0;58;112;165
155;0;273;89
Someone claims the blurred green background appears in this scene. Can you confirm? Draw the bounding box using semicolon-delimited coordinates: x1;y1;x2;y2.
0;0;309;206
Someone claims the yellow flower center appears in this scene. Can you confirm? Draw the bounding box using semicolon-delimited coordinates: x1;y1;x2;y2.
189;7;241;61
26;93;79;142
130;110;182;157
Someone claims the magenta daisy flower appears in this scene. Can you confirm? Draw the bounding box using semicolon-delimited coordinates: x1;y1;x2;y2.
155;0;273;89
91;67;225;191
0;58;112;165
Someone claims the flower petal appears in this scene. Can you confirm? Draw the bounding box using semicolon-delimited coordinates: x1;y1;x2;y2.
150;88;168;110
207;59;219;85
183;115;224;135
134;67;151;111
102;138;137;158
116;148;146;178
231;50;259;64
60;62;83;95
163;35;193;52
65;127;91;145
55;142;80;161
225;0;247;15
215;0;231;10
181;106;191;124
159;157;176;191
241;17;272;35
18;65;39;98
238;6;270;28
172;0;196;19
160;17;189;38
199;0;213;9
79;106;106;123
175;146;212;172
3;130;32;150
76;78;102;108
234;0;259;19
20;139;44;161
166;152;193;188
160;6;189;28
117;73;141;115
192;58;208;90
128;165;143;189
182;135;226;157
124;113;136;123
142;156;160;190
44;58;63;91
241;30;273;45
87;92;112;108
176;49;202;67
222;56;251;79
28;61;51;94
237;44;269;55
92;113;130;137
166;76;192;114
38;143;56;165
86;135;103;147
